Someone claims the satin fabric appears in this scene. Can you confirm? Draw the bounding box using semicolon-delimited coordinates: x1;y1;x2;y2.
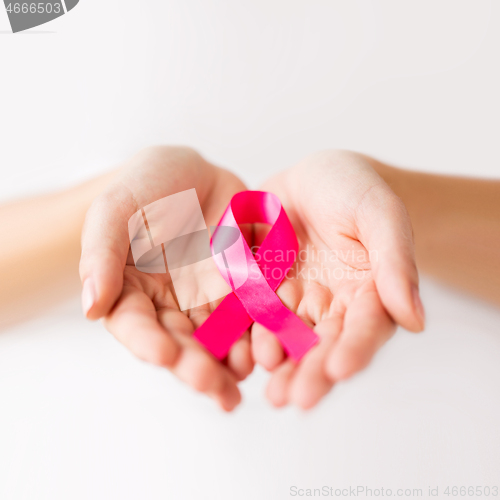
193;191;319;362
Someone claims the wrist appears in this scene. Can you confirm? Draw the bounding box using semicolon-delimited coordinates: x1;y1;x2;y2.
364;156;417;215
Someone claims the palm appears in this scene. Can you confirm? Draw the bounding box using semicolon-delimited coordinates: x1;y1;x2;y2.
252;151;422;409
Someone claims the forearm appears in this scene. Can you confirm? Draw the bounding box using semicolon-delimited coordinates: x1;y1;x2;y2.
0;171;117;327
369;158;500;305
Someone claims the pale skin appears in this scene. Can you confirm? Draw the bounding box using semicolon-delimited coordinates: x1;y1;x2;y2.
255;152;500;409
1;146;499;410
0;170;117;328
79;147;254;412
255;153;500;409
369;157;500;306
252;150;424;409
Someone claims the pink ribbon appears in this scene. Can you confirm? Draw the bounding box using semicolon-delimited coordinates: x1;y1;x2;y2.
193;191;319;362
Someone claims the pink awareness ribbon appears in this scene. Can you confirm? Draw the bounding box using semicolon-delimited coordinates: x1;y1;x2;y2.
193;191;319;362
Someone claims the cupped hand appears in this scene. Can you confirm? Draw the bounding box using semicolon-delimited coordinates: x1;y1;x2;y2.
252;150;425;409
80;146;253;411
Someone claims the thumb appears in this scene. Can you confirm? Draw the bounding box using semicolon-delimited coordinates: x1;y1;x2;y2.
80;187;136;320
356;182;425;332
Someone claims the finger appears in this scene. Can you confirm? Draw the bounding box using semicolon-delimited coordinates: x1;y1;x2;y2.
356;183;425;332
265;359;296;408
325;281;396;381
168;332;242;412
226;331;254;381
112;292;241;412
157;307;242;411
288;315;343;410
251;322;285;371
104;285;181;367
80;187;136;320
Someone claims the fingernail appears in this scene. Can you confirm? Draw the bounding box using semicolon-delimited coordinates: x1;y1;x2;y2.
82;279;96;316
411;285;425;328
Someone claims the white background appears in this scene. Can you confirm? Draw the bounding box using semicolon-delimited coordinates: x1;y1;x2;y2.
0;1;499;499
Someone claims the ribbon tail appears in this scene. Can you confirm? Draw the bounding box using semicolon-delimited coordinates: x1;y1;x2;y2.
271;314;320;362
193;293;253;360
